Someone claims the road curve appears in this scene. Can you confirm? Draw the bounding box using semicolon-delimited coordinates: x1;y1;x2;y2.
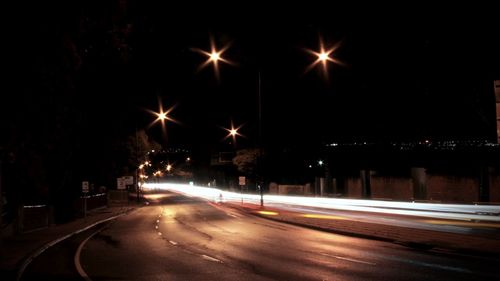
78;192;500;281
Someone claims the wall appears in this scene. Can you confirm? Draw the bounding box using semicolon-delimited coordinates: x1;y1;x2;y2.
269;183;312;195
371;177;413;201
346;177;362;198
490;175;500;202
424;175;479;203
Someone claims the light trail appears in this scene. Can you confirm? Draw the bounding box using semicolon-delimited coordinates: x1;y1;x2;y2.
143;183;500;223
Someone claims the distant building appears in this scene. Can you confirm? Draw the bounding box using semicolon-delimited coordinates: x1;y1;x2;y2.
495;80;500;143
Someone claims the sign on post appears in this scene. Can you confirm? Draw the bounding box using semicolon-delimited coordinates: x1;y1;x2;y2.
239;176;246;186
82;181;89;193
117;177;126;190
123;176;134;185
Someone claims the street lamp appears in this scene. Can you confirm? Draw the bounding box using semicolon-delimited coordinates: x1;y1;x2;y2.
191;36;234;82
145;97;178;148
194;39;265;206
304;36;344;79
223;120;244;148
304;36;344;196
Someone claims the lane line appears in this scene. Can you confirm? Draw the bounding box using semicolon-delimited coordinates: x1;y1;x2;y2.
74;228;105;281
320;253;376;265
201;254;223;263
17;212;128;281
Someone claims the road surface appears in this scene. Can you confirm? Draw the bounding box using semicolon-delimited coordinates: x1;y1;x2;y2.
22;192;500;280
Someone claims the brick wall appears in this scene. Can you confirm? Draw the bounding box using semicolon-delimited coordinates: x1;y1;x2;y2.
371;177;413;200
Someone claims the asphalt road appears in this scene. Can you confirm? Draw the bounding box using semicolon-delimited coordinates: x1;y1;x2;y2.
81;193;500;281
20;224;103;281
22;192;500;280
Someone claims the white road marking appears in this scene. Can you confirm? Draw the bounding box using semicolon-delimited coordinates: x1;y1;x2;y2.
201;254;223;263
320;253;376;265
74;228;104;281
19;212;128;281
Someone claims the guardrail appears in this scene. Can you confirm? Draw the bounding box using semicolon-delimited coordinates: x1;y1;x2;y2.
18;205;52;233
76;193;107;217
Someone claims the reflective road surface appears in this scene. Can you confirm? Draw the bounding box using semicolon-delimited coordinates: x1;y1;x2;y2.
74;192;500;281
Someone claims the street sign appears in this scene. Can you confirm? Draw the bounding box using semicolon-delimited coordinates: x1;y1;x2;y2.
117;177;126;190
123;176;134;185
238;176;246;186
82;181;89;193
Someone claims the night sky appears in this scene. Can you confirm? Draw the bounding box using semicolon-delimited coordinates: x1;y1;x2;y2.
5;1;500;161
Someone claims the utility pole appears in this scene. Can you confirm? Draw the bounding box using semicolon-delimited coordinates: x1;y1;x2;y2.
0;154;3;254
258;71;264;207
135;125;140;203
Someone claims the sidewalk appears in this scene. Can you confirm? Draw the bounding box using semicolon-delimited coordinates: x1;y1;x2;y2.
0;205;137;280
224;202;500;257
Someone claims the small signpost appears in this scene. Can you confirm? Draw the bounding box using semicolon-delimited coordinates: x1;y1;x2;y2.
239;176;246;186
123;176;134;186
238;176;246;204
117;176;133;190
82;181;89;218
82;181;89;193
117;177;126;190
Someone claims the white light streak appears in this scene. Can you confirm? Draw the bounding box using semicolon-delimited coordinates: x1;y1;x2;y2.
142;183;500;222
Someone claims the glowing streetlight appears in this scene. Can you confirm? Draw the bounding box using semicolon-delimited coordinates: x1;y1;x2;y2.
145;97;179;146
192;36;234;81
222;120;244;147
193;37;268;206
305;36;344;78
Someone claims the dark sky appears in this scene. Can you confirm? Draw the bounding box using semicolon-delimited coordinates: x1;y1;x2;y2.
6;1;500;157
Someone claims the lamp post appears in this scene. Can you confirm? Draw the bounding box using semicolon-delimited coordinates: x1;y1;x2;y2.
193;35;342;204
304;36;344;196
257;71;263;206
194;40;265;206
135;123;141;203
